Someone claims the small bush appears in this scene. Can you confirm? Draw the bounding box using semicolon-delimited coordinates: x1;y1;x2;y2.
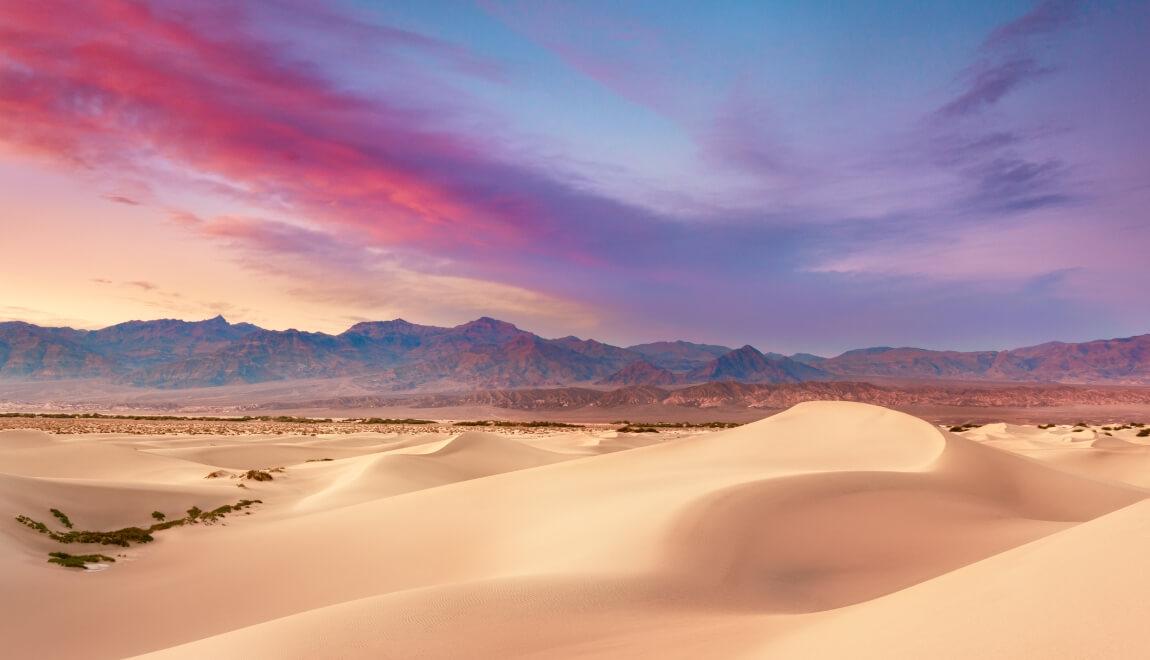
243;469;274;481
1138;429;1150;438
151;511;166;522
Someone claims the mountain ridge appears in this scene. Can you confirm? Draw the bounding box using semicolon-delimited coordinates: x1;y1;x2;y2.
1;316;1148;389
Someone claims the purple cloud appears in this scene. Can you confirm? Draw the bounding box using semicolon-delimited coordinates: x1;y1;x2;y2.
937;57;1055;118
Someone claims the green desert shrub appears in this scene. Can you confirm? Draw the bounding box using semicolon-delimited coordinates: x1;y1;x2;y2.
49;508;73;529
16;499;263;558
48;552;115;569
15;514;154;547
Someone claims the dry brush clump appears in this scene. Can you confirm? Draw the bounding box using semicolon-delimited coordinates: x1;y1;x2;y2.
948;423;983;432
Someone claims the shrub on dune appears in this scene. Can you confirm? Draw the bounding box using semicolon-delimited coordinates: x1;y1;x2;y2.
48;552;115;569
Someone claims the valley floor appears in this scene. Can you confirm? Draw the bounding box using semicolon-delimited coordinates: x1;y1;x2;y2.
3;402;1150;658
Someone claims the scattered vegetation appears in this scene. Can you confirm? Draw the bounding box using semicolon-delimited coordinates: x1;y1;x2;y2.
48;552;115;569
0;412;334;423
16;515;154;546
948;423;983;432
611;421;741;429
197;500;261;523
242;469;274;481
16;499;264;563
454;420;584;428
357;417;436;425
1138;429;1150;438
50;508;73;529
305;458;334;462
1038;423;1056;429
204;470;231;479
616;425;660;433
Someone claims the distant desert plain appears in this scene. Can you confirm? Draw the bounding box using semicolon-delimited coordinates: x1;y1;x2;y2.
4;401;1150;658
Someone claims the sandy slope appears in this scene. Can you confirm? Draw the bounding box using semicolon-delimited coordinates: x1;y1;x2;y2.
1;403;1147;658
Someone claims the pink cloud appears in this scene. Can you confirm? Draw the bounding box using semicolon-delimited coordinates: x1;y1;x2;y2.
0;1;578;263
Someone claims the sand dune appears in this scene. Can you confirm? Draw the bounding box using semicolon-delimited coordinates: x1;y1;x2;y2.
2;402;1146;658
967;422;1150;489
758;499;1150;658
293;431;582;511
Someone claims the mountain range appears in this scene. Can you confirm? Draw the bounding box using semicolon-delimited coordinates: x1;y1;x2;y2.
1;315;1148;390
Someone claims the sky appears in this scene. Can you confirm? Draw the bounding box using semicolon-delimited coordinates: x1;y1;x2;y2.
0;0;1148;355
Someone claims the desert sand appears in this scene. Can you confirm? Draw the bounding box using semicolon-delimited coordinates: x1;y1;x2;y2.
2;402;1149;658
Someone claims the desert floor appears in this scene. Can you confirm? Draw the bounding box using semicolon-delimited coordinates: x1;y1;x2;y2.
3;401;1150;658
